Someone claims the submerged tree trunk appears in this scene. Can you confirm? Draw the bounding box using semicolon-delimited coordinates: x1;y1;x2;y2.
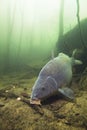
3;1;16;72
76;0;86;48
56;0;64;54
58;0;64;38
16;2;24;68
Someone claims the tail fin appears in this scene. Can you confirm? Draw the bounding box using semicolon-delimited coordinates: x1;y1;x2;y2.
72;49;77;57
71;49;83;65
74;60;83;65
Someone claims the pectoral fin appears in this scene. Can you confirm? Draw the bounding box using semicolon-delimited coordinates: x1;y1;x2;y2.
58;87;74;100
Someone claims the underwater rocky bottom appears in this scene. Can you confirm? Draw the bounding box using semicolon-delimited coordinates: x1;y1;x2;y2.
0;69;87;130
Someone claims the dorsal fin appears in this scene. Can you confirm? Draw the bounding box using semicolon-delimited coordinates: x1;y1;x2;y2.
51;50;54;59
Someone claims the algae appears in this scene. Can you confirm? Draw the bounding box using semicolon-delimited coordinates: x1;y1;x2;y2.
0;69;87;130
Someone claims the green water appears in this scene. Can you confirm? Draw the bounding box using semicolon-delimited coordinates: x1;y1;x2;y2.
0;0;87;73
0;1;87;130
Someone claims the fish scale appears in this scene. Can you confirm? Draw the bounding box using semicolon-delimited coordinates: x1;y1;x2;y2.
30;51;82;105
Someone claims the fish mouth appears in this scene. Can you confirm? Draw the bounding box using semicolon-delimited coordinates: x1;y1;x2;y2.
30;99;41;105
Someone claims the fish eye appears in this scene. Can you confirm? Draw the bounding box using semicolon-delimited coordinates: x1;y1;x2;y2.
42;87;45;91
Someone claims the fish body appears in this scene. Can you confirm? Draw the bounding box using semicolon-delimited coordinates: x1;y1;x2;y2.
30;52;82;104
